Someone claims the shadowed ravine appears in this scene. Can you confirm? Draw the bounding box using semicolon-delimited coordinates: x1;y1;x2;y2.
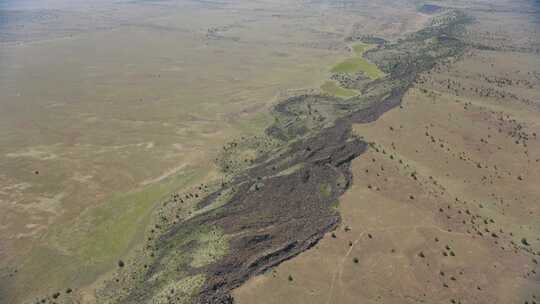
97;10;471;304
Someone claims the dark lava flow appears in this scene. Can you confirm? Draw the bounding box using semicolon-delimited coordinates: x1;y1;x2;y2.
100;9;471;304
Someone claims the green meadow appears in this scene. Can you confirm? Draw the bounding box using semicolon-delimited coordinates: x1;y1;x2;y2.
321;81;358;97
321;43;384;97
330;57;384;79
331;43;384;80
15;166;209;294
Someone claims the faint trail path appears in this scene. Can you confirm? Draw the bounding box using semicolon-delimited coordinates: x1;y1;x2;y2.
325;235;362;304
324;224;471;304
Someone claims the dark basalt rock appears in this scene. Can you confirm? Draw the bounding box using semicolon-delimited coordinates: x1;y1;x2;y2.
108;10;471;304
418;4;444;14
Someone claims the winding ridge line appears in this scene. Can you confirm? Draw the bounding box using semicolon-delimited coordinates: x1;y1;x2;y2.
99;9;471;304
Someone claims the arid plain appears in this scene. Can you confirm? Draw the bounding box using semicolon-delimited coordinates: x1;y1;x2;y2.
1;0;539;303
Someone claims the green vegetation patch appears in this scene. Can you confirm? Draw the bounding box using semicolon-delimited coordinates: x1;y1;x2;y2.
71;168;203;261
106;225;229;303
30;166;207;292
191;187;236;218
158;224;230;270
153;274;206;304
336;172;347;188
330;43;384;80
217;134;281;175
235;111;275;135
331;57;384;79
319;183;333;198
272;163;305;177
352;43;373;55
321;81;358;98
190;227;229;268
